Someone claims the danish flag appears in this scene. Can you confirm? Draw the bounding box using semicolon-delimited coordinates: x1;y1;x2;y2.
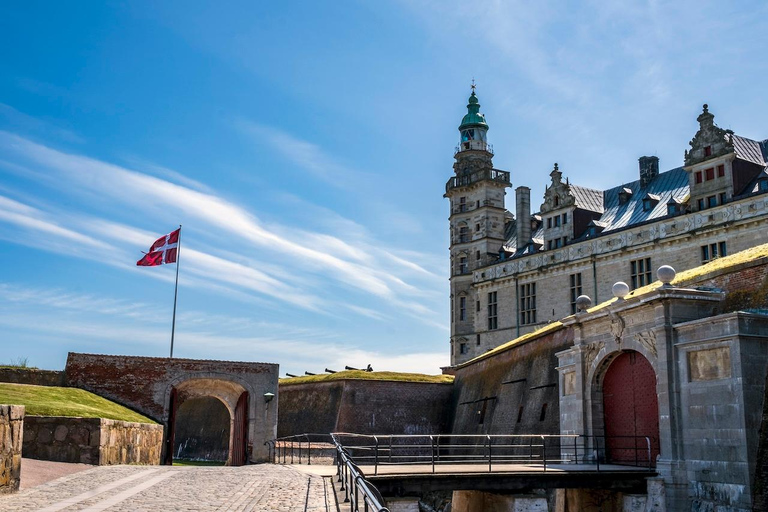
137;228;180;267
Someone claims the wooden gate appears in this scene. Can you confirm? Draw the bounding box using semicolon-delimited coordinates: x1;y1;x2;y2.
231;391;249;466
163;387;179;465
602;351;660;466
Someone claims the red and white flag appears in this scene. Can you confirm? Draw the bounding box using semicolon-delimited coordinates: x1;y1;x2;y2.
137;228;180;267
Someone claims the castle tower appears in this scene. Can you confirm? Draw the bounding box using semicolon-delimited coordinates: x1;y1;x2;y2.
444;86;511;365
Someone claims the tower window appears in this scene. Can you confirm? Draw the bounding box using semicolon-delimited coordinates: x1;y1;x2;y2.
719;192;727;204
459;225;469;243
705;167;714;181
695;171;703;184
459;343;468;355
630;257;652;289
487;291;498;330
704;145;712;156
459;296;466;321
459;197;467;212
562;213;568;224
476;334;481;346
476;300;480;312
707;195;717;208
547;218;552;228
717;165;725;177
697;198;705;211
459;257;468;274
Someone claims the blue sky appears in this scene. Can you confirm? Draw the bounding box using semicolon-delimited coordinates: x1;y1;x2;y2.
1;1;767;375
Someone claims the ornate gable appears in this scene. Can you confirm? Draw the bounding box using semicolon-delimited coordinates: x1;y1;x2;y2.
540;163;575;213
685;104;734;167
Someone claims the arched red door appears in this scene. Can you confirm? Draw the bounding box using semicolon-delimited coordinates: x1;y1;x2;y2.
602;351;660;466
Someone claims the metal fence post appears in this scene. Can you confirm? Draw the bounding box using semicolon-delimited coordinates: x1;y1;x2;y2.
430;435;435;474
487;435;492;472
542;436;546;472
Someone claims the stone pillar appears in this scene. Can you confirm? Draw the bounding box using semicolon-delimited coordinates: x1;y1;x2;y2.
0;405;24;494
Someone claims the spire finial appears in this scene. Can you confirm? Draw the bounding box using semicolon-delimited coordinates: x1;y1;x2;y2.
554;162;559;171
703;103;709;114
471;78;476;93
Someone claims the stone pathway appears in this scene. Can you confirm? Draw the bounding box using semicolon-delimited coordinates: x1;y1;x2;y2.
0;464;336;511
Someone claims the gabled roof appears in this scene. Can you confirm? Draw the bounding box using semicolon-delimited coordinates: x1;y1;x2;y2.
732;134;767;166
598;167;689;233
570;184;604;213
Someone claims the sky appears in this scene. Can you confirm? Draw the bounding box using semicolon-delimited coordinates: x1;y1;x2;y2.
1;1;767;375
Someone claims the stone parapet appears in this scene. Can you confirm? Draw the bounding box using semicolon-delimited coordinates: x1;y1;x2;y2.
0;404;24;494
0;368;65;387
23;416;162;465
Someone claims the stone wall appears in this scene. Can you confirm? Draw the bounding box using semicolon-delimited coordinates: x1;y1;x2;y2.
450;328;571;438
23;416;163;465
0;405;24;494
0;368;65;387
278;380;453;437
64;353;278;462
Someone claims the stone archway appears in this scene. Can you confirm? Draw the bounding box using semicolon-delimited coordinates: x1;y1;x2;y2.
165;378;249;466
598;350;660;467
172;396;230;463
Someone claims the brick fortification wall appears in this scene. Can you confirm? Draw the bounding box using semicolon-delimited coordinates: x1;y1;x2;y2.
0;368;65;387
65;353;279;462
0;405;24;494
23;416;163;465
450;328;571;437
278;380;453;437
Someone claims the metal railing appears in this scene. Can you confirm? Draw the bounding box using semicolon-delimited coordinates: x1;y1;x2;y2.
265;433;335;465
445;168;510;193
333;435;390;512
331;433;654;475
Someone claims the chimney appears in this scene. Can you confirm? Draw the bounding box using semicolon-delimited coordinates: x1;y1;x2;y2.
516;186;531;251
639;156;659;187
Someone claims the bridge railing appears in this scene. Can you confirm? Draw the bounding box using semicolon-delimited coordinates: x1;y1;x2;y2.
330;433;653;475
333;434;390;512
265;433;335;465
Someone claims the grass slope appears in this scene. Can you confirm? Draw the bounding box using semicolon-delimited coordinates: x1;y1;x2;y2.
0;383;156;424
280;370;454;386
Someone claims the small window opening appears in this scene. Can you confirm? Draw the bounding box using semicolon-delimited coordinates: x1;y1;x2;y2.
516;406;524;423
704;145;712;156
539;403;548;421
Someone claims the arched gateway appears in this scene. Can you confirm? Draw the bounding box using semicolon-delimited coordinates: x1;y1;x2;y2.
601;350;660;466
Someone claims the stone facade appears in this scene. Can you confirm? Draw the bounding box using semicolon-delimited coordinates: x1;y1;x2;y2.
555;288;768;511
64;353;279;463
0;405;23;494
446;99;768;366
23;416;163;465
278;379;453;437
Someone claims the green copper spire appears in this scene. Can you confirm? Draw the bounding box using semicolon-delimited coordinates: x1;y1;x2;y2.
459;90;489;131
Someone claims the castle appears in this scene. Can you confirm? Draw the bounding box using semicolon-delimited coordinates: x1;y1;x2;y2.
446;90;768;365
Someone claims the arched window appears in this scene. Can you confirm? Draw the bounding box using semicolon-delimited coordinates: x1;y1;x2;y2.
554;195;560;207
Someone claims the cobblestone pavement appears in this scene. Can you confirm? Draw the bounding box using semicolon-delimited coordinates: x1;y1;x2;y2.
0;464;335;511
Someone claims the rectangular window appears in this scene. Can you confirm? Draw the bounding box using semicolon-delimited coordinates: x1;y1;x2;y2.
554;216;561;227
476;250;481;261
459;257;467;274
717;164;725;177
487;291;498;330
719;192;727;205
476;300;480;312
697;198;705;210
459;296;466;321
630;257;652;289
702;242;727;262
459;343;468;355
705;167;714;181
519;283;537;325
707;195;717;208
547;217;552;228
547;240;552;250
450;297;454;323
695;171;703;184
562;213;568;224
459;226;469;243
554;238;562;249
705;145;712;156
570;273;583;314
459;197;467;212
476;334;481;346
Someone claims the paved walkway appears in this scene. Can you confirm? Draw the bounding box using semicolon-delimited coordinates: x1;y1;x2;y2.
0;464;336;511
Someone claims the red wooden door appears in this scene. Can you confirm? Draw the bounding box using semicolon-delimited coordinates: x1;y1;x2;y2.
602;351;660;466
231;391;249;466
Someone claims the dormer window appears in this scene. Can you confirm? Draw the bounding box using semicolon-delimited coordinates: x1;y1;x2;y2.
642;194;660;212
704;145;712;157
618;187;633;205
554;195;560;207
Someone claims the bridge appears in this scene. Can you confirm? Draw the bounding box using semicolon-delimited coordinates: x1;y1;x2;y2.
270;433;658;511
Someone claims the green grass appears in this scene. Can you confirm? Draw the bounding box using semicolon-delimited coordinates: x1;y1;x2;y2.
461;243;768;367
0;383;157;424
172;460;226;466
280;370;454;386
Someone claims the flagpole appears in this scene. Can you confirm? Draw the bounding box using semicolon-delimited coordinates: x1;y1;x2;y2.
170;225;181;359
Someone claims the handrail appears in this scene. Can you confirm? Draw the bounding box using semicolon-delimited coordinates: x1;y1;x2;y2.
331;433;655;474
332;433;390;512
